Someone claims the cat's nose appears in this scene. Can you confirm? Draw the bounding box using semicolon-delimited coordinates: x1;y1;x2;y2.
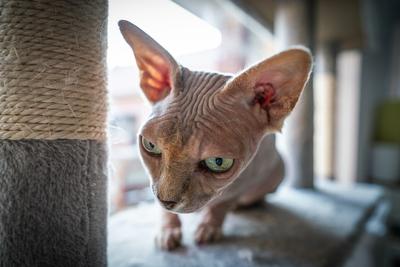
160;200;178;209
157;195;178;209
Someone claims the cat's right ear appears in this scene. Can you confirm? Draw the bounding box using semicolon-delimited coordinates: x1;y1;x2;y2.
220;48;312;132
118;20;179;103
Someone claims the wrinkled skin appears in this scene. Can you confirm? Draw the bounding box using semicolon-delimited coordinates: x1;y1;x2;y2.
119;20;312;250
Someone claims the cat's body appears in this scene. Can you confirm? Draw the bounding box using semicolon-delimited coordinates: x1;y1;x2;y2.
119;20;312;250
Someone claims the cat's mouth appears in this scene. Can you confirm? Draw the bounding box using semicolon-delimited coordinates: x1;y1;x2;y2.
152;187;211;214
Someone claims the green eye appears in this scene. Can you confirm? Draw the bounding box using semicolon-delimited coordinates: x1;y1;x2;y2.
203;157;234;173
141;137;161;155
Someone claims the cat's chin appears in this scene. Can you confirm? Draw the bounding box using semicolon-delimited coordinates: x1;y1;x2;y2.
160;202;206;214
166;208;194;214
166;206;199;214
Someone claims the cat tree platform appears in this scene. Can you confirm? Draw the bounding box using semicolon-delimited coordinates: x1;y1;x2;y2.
108;182;383;267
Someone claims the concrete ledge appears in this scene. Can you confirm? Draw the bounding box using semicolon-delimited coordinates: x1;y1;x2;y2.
108;182;382;267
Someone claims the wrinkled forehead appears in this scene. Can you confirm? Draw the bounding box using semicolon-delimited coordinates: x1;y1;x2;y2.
140;68;248;155
142;114;246;158
143;69;231;132
178;67;232;92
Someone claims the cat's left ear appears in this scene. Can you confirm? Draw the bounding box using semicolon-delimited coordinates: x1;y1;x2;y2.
221;47;312;131
118;20;179;103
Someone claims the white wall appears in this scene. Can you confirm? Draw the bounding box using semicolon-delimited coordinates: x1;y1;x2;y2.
335;50;362;184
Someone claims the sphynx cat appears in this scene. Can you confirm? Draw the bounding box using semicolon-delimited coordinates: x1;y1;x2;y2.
119;20;312;250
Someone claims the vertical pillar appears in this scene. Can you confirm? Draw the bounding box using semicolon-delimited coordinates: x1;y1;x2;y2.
315;42;338;180
0;1;108;266
275;0;315;188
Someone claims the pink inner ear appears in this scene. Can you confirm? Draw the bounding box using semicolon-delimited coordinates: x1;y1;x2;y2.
139;56;172;102
253;83;276;109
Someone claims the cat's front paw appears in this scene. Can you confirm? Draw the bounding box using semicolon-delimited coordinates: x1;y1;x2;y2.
155;226;182;251
195;223;222;244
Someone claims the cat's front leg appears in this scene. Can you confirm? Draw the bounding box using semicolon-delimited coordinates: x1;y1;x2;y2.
195;201;235;244
155;209;182;250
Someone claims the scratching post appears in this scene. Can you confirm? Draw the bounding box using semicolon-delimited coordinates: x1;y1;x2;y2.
0;1;108;266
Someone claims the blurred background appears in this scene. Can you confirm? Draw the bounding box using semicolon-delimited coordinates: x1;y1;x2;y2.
106;0;400;266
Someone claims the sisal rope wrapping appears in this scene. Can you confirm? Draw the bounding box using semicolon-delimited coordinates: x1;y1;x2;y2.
0;0;108;140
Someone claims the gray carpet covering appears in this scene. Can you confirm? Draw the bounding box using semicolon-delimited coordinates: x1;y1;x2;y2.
0;140;108;267
108;182;382;267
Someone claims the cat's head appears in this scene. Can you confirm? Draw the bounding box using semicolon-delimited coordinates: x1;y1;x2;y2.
119;20;312;213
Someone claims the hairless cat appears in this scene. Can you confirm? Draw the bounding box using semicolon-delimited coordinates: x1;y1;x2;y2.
119;20;312;250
